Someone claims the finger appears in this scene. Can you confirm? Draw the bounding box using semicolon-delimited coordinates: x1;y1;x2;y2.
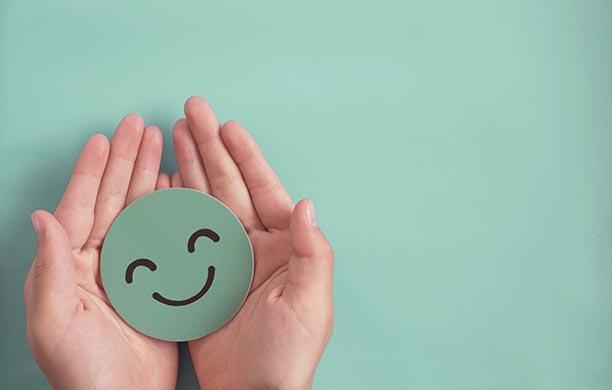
171;171;183;187
54;134;110;249
126;125;163;204
156;172;170;190
86;114;145;248
172;118;209;192
26;211;79;318
221;121;293;230
184;96;262;230
283;200;334;307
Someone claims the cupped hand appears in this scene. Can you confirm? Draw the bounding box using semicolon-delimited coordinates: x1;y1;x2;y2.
24;115;178;389
171;97;334;390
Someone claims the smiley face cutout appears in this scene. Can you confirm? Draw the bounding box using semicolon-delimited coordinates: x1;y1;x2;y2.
101;189;253;341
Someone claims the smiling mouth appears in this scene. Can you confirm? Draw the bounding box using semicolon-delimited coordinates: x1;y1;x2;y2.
152;266;216;306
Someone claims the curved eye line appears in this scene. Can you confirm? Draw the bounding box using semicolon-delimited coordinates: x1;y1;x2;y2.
125;258;157;284
187;228;220;253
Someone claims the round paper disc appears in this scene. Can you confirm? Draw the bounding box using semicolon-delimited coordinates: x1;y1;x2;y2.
100;188;253;341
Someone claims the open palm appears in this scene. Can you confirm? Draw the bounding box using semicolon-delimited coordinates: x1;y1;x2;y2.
25;115;178;389
171;97;334;389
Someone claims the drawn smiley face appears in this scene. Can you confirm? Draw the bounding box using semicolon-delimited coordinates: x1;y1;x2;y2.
101;189;253;341
124;228;219;306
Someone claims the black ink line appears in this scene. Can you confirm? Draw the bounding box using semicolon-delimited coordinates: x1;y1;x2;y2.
125;258;157;284
187;228;220;253
152;266;216;306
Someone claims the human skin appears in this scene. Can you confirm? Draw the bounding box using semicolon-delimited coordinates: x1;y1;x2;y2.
171;97;335;390
25;116;178;389
25;97;334;389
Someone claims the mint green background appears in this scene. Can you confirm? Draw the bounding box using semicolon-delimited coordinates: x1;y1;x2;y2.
101;189;253;341
1;1;611;389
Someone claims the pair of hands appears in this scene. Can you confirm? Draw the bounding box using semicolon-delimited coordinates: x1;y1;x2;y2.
24;97;334;390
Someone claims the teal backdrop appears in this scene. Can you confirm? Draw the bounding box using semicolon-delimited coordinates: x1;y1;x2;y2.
1;1;611;389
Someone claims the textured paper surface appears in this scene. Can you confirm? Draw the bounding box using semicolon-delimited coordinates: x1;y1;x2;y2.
101;189;253;341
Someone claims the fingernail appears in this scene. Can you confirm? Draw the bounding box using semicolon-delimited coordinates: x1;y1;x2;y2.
30;213;43;236
307;201;317;227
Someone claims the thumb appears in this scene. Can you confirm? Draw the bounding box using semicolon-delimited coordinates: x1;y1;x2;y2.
26;210;78;316
284;200;334;307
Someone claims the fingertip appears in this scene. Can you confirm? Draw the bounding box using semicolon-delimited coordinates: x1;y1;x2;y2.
144;125;163;147
30;210;45;236
305;199;317;227
183;96;220;144
185;95;201;105
223;119;244;130
121;113;145;129
220;120;245;141
173;117;187;129
293;199;313;225
30;210;60;238
290;199;333;260
294;199;318;229
89;132;110;147
85;133;110;158
290;199;313;249
184;96;217;125
172;118;188;140
110;113;147;158
31;209;53;222
184;96;209;114
111;114;145;146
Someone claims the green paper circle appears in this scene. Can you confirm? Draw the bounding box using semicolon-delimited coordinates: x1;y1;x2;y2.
100;188;253;341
